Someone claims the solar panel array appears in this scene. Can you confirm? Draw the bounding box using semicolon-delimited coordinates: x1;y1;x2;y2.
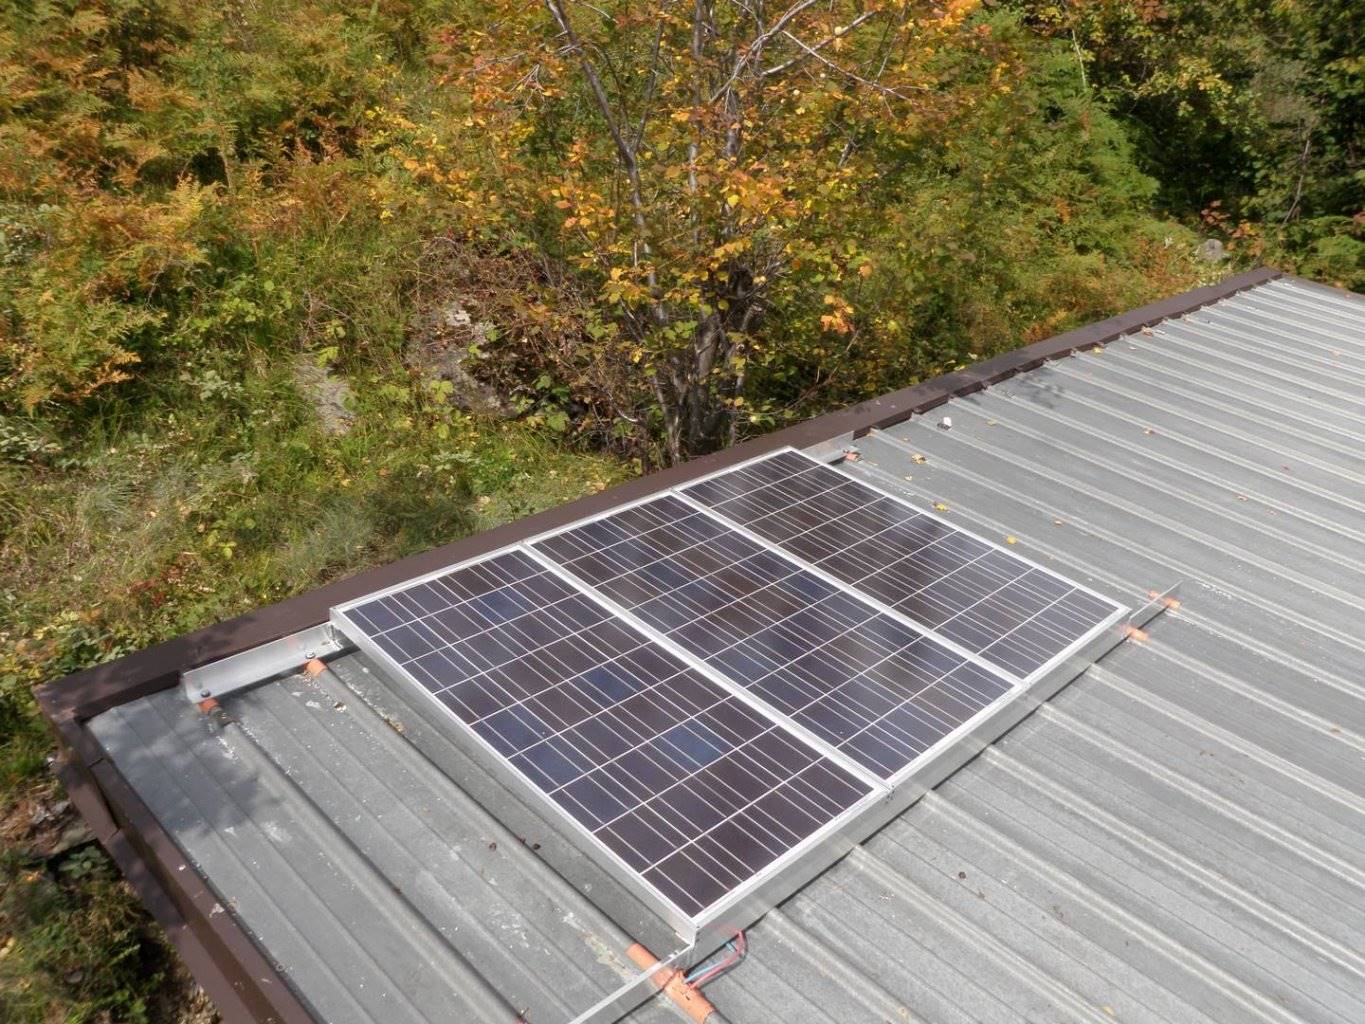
334;448;1124;926
341;549;871;918
532;496;1011;780
681;450;1118;679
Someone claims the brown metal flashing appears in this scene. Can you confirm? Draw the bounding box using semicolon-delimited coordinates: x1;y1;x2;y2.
852;265;1284;437
41;703;319;1024
1267;273;1365;305
33;265;1292;1024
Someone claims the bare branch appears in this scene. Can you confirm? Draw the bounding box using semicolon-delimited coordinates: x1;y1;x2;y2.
542;1;636;171
761;10;880;77
773;23;933;99
630;14;672;152
543;0;667;324
709;0;819;102
1280;119;1315;226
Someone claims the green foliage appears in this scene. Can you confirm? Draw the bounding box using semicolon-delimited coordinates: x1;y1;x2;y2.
1019;0;1363;287
0;843;169;1024
780;9;1198;406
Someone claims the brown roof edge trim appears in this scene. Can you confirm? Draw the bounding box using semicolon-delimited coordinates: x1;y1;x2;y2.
41;705;317;1024
34;264;1285;723
103;831;275;1024
853;264;1284;437
89;758;321;1024
1279;272;1365;304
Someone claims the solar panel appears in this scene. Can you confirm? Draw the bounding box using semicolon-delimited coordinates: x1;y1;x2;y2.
334;549;873;921
329;444;1134;971
531;496;1013;781
680;449;1122;680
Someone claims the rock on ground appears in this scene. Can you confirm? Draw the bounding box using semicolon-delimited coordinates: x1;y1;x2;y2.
405;301;512;417
292;357;356;435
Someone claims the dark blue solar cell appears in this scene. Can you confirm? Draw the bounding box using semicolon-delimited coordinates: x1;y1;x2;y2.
529;685;598;731
512;740;586;790
437;680;503;721
659;721;728;770
470;586;532;624
578;663;639;703
784;571;838;604
558;774;632;829
477;707;550;756
711;648;775;688
402;582;450;615
353;598;403;633
569;713;637;763
659;779;731;836
602;812;679;870
428;604;485;640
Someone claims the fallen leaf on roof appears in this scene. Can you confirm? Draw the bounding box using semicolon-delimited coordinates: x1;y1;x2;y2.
1005;535;1018;545
933;502;950;512
911;453;927;464
1053;518;1065;526
1140;326;1154;336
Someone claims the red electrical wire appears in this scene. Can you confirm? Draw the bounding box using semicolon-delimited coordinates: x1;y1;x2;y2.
686;931;748;988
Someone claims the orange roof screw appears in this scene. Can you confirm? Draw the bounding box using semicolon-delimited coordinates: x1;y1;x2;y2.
1148;589;1182;612
196;697;220;714
627;944;716;1024
303;658;326;678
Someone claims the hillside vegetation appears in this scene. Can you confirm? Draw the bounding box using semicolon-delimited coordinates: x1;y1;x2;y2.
0;1;1358;1020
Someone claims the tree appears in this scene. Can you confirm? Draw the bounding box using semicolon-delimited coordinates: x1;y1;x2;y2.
435;1;994;464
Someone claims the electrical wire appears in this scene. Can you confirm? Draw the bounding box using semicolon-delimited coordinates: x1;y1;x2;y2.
684;931;748;988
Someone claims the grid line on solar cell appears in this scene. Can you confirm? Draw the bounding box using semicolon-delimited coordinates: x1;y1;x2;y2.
532;497;1012;780
679;450;1119;679
343;548;870;918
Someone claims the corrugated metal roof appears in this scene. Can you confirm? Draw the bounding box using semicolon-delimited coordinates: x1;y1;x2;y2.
92;276;1365;1023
